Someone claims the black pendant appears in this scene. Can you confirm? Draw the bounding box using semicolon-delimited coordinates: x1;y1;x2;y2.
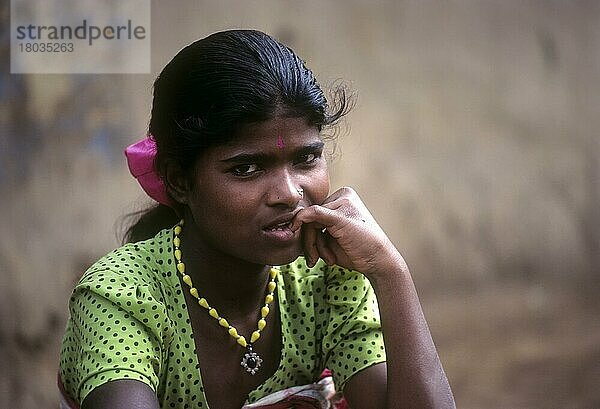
241;346;263;375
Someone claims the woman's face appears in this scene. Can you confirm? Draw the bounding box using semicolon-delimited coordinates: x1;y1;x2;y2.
184;116;330;266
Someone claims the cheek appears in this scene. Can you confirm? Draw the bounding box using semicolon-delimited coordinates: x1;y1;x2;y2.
188;181;243;225
308;166;330;204
207;187;257;222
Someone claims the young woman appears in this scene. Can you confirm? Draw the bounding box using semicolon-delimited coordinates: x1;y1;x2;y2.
59;30;455;409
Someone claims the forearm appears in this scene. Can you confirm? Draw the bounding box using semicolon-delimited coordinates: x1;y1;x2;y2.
369;256;455;409
292;187;455;406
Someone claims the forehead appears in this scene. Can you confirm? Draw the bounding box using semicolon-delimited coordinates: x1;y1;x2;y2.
225;116;321;150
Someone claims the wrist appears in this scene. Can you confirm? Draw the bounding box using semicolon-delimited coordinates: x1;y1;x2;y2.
367;246;411;287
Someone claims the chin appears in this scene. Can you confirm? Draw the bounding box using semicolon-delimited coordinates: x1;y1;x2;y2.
259;245;303;267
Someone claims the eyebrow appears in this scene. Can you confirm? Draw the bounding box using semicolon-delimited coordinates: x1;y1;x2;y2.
220;141;325;164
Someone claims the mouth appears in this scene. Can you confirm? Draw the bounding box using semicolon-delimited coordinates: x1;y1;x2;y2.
261;214;298;243
263;220;293;232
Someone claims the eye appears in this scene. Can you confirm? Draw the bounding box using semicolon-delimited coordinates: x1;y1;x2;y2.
298;152;321;165
231;164;260;176
303;153;316;163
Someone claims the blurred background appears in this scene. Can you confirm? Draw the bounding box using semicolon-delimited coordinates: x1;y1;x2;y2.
1;0;599;407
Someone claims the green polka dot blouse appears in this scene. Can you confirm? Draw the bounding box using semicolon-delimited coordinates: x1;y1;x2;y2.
59;228;386;408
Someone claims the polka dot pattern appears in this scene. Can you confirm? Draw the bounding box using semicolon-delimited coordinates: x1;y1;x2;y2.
59;228;386;407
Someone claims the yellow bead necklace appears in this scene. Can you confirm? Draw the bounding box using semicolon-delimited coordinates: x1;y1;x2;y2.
173;220;277;375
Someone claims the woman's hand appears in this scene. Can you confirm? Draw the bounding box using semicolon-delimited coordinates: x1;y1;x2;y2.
290;186;407;279
292;186;455;408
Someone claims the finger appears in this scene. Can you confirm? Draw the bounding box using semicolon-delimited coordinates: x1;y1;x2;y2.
320;195;370;223
302;224;320;267
320;186;356;206
316;230;337;265
290;205;343;233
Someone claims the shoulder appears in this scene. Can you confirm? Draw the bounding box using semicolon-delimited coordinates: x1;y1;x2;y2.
61;229;178;404
275;258;385;389
69;228;178;324
78;228;176;289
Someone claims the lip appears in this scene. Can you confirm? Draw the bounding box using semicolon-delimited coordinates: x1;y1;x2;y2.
262;212;297;230
261;225;297;243
261;211;301;243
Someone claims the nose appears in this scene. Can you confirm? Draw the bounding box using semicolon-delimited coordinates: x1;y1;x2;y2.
266;169;303;209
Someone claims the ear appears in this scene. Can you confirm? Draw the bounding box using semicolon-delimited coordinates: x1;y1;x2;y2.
164;161;193;205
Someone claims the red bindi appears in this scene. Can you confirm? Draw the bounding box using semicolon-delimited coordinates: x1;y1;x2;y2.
276;135;285;149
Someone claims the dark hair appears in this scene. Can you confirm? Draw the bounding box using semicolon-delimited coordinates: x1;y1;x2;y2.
123;29;352;243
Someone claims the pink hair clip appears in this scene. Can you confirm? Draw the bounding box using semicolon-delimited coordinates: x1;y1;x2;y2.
124;135;174;207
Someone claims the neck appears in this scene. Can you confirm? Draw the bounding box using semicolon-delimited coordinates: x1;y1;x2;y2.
178;219;271;317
